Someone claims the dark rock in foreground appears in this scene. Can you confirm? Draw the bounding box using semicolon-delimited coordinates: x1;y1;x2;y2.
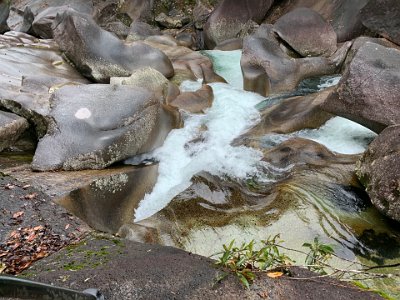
26;234;382;300
320;41;400;133
357;125;400;222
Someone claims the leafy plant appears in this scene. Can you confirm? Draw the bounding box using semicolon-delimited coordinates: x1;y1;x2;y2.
214;235;292;289
303;237;334;275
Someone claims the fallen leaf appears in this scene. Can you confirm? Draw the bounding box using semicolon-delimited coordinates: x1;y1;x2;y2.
12;211;24;219
0;263;6;273
65;224;70;230
267;271;284;278
33;225;44;231
24;193;38;200
5;184;15;190
258;291;269;299
22;185;31;189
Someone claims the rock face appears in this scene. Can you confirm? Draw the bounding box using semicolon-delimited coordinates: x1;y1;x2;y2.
265;0;369;42
204;0;274;49
53;9;174;82
168;84;214;113
357;125;400;222
274;7;337;57
320;41;400;133
31;85;161;171
0;111;29;152
361;0;400;46
0;0;10;33
241;24;350;96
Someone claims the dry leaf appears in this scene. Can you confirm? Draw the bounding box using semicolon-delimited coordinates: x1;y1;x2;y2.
24;193;38;200
12;211;24;219
267;271;284;278
22;185;31;189
65;224;70;230
33;225;44;231
5;184;15;190
0;263;6;273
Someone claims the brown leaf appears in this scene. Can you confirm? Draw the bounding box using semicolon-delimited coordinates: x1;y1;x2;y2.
65;224;70;230
12;211;24;219
33;225;44;231
26;233;37;242
5;184;15;190
22;185;31;190
266;271;284;278
24;193;38;200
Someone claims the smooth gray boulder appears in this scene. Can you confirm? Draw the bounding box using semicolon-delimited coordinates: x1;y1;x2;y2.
53;9;174;83
320;42;400;133
204;0;274;49
361;0;400;46
241;24;351;96
274;7;337;57
32;84;162;171
357;125;400;222
0;111;29;152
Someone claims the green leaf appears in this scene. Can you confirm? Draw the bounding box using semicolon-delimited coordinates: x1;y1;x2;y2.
237;273;250;290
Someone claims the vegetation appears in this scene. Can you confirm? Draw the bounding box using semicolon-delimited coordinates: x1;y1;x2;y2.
213;234;399;299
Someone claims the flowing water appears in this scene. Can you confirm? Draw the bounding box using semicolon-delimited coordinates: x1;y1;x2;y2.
127;50;400;298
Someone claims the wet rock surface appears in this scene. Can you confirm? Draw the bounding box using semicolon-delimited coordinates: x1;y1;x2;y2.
320;41;400;133
357;125;400;222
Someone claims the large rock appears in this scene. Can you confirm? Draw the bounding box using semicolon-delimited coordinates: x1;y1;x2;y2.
31;85;162;171
320;41;400;133
53;9;174;82
361;0;400;46
265;0;369;42
32;2;93;38
204;0;274;49
357;125;400;222
168;84;214;113
0;0;10;33
274;7;337;57
241;24;351;96
0;111;29;152
0;31;88;137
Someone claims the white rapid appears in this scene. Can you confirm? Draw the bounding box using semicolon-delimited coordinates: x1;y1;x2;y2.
132;50;376;222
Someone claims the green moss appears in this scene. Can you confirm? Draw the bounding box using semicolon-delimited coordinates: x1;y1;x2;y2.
353;281;396;300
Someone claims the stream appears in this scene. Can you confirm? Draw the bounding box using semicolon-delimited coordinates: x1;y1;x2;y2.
131;49;400;298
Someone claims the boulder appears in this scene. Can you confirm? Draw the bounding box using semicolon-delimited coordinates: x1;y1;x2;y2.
168;84;214;113
126;21;161;42
320;42;400;133
244;89;333;137
361;0;400;46
0;31;88;137
357;125;400;222
274;7;337;57
155;12;190;29
241;24;351;96
31;85;162;171
204;0;274;49
53;9;174;82
0;111;29;152
0;0;10;33
265;0;369;43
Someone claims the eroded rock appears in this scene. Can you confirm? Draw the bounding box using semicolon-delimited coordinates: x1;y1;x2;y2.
168;84;214;113
32;85;161;171
320;41;400;133
0;0;10;33
53;9;174;82
241;24;351;96
357;125;400;222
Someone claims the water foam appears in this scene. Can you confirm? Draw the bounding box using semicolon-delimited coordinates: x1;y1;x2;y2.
263;117;377;154
134;83;265;221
